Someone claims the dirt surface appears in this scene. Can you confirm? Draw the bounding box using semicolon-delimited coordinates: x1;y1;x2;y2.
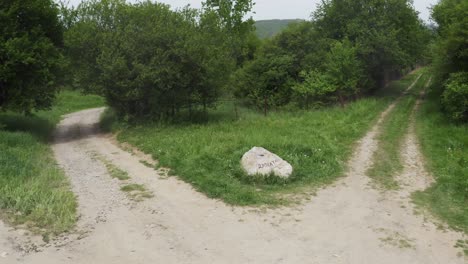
1;81;466;263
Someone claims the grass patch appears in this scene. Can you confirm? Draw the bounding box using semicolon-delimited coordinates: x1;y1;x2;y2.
0;132;77;234
103;160;130;181
367;71;430;189
121;184;153;201
0;90;105;235
112;95;397;205
121;184;146;192
93;153;130;181
455;240;468;256
412;90;468;233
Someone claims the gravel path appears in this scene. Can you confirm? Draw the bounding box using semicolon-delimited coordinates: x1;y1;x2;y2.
0;77;466;263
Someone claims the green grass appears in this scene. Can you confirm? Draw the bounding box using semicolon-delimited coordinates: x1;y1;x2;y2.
121;184;146;192
412;90;468;233
121;184;153;201
0;90;105;235
102;159;130;181
93;153;131;181
367;70;430;189
113;95;396;205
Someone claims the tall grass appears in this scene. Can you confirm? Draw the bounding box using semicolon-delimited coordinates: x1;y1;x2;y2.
0;90;105;235
413;91;468;233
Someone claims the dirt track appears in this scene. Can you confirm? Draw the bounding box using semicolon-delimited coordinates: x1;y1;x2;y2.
0;78;466;263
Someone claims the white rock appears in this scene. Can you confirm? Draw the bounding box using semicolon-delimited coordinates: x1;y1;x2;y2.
241;147;293;178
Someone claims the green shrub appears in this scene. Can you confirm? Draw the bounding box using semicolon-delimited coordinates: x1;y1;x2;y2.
442;72;468;122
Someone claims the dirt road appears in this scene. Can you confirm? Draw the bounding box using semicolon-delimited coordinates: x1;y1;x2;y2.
1;80;466;263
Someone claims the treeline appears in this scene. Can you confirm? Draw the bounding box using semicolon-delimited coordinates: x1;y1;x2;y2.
233;0;431;110
1;0;465;123
430;0;467;122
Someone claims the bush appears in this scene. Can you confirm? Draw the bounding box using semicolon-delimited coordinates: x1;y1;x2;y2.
442;72;468;122
0;0;64;113
233;45;295;112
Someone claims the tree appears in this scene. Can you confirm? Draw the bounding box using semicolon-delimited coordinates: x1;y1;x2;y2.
233;44;295;114
313;0;428;89
323;40;363;106
0;0;63;113
233;0;428;112
203;0;255;65
293;40;363;108
292;70;334;109
62;0;236;120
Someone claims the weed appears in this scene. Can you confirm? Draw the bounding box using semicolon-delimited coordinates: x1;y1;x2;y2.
121;184;146;192
376;228;415;249
455;240;468;256
121;184;153;201
98;157;130;181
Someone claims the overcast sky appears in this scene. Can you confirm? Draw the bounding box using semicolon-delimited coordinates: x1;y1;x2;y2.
63;0;439;22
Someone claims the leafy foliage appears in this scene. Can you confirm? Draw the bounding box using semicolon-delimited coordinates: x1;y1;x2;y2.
233;0;428;111
313;0;428;88
203;0;256;65
0;0;64;113
62;0;254;120
294;40;363;107
431;0;468;122
255;19;303;39
233;44;295;112
441;72;468;122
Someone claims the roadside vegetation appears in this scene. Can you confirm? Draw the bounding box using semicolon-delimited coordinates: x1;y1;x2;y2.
409;0;467;233
0;90;104;235
367;71;430;189
413;91;468;233
113;98;388;205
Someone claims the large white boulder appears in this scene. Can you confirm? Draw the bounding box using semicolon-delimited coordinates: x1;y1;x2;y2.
241;147;293;178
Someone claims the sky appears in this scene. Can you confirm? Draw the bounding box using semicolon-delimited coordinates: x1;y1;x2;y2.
64;0;439;22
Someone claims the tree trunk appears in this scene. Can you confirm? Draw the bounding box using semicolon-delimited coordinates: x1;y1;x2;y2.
234;101;239;120
338;93;345;108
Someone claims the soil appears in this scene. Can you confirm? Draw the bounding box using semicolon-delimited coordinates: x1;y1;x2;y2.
0;79;466;263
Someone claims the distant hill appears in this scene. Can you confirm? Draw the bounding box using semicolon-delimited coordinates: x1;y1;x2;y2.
255;19;304;39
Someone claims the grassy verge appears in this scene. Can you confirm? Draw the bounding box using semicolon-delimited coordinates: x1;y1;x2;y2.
0;90;105;235
110;94;406;205
367;70;430;189
412;91;468;233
